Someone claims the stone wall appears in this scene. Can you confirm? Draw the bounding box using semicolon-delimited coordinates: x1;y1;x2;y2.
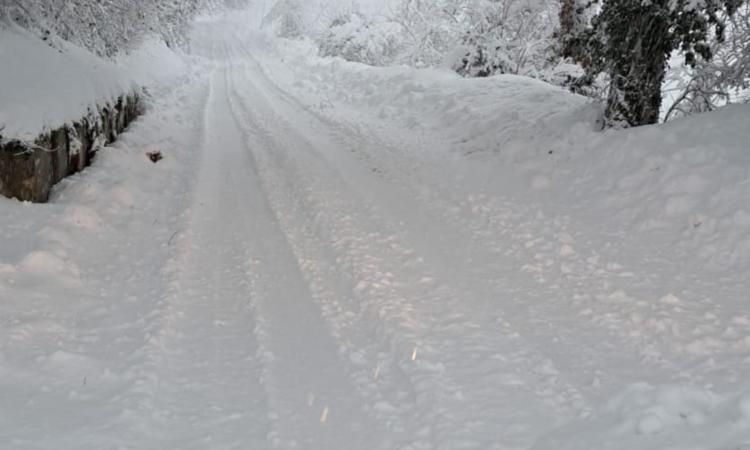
0;92;142;203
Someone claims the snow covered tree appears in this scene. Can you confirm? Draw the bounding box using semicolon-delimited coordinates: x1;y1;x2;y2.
317;10;403;65
557;0;587;59
386;0;558;75
0;0;241;56
576;0;746;127
389;0;462;67
664;3;750;120
263;0;305;38
451;0;559;77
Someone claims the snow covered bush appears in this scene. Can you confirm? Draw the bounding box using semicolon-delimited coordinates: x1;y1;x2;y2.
664;4;750;121
263;0;306;38
451;0;559;78
389;0;462;68
387;0;560;77
2;0;148;56
265;0;566;82
317;11;403;65
539;61;604;97
0;0;242;56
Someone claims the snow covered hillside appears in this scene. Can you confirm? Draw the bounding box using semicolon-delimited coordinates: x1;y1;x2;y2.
1;7;749;450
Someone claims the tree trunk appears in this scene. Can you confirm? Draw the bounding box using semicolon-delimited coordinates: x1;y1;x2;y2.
603;6;671;127
559;0;585;58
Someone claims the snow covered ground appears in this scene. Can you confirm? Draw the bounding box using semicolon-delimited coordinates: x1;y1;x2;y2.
1;8;749;450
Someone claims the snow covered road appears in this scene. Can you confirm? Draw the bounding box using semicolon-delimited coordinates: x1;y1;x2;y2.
1;12;750;450
160;33;566;448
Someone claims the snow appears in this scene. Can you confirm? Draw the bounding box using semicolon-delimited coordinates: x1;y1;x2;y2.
1;6;750;450
0;24;186;141
533;384;750;450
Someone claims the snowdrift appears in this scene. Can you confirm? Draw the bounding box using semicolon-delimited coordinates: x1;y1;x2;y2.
0;24;189;141
0;25;135;141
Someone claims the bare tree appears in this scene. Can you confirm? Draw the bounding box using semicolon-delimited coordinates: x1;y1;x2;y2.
664;4;750;121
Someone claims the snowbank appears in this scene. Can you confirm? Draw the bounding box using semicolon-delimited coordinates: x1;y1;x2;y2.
0;36;209;447
256;36;593;148
0;25;132;140
0;25;188;141
115;38;191;89
0;24;191;202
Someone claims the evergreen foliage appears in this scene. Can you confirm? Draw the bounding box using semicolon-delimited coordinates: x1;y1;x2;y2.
569;0;746;127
